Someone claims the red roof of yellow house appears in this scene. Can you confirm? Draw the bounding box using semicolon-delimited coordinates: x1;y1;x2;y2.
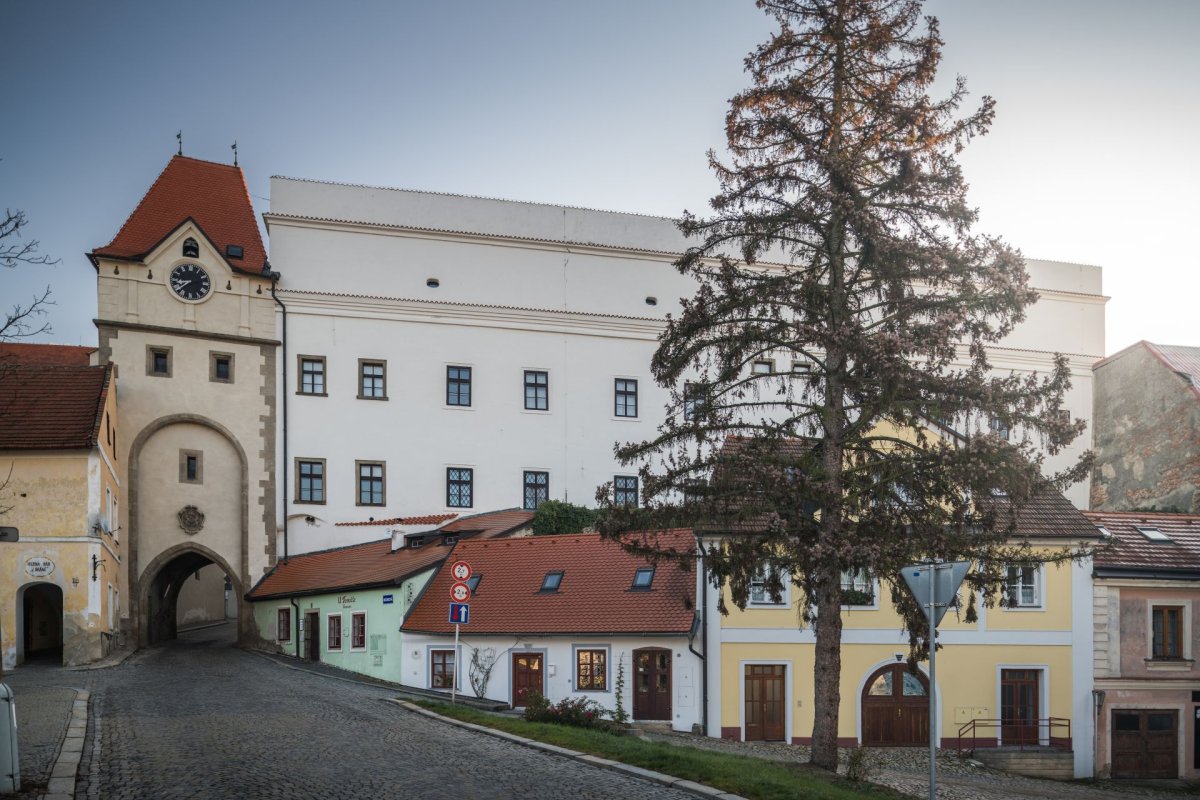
0;363;112;450
402;529;697;636
0;343;95;366
90;155;267;275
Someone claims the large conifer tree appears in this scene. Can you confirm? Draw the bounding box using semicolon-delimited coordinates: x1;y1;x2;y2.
597;0;1090;771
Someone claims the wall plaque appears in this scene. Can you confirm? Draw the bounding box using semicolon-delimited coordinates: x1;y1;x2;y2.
25;557;54;578
177;505;205;535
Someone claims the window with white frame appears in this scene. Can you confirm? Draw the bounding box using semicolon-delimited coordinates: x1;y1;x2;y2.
749;566;788;605
327;614;342;651
431;649;456;688
277;608;292;642
350;612;366;649
839;567;876;606
1005;565;1041;608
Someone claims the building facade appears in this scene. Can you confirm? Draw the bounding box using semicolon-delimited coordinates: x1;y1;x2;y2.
0;345;123;668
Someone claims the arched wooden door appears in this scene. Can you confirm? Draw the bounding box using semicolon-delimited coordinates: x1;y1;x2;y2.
861;664;929;746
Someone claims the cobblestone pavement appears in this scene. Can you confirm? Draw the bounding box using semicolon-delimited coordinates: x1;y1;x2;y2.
38;625;699;800
642;728;1199;800
1;680;78;799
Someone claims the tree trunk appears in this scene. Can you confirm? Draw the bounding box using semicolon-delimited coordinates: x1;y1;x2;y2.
810;563;845;770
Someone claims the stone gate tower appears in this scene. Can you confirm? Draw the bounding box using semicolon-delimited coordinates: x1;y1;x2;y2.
89;155;277;646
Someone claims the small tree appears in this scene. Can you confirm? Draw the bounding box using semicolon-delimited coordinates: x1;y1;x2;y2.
597;0;1090;772
531;500;597;535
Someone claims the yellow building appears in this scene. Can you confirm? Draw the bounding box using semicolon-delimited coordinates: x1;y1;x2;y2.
0;344;123;668
700;488;1101;778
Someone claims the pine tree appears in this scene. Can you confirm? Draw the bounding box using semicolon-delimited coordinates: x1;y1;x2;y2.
597;0;1090;771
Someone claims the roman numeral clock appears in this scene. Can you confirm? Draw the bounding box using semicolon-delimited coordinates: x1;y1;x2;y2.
170;262;211;301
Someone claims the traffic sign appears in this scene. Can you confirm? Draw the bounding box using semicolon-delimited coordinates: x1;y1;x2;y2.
449;603;470;624
450;582;471;603
450;560;472;582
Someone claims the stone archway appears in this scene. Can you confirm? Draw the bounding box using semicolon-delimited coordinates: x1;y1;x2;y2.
17;582;64;665
127;413;253;648
139;543;245;646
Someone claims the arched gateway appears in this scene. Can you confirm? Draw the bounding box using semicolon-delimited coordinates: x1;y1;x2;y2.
861;663;930;746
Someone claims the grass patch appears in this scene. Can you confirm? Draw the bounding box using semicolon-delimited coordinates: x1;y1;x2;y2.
413;700;906;800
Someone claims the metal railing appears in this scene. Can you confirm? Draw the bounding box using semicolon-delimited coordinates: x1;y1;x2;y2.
956;717;1072;756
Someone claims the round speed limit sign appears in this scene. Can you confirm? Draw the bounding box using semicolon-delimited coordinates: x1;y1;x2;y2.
450;582;471;603
450;560;472;582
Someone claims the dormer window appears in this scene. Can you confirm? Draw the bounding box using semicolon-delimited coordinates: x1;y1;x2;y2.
226;244;244;259
540;571;564;592
182;237;199;258
631;567;655;590
466;575;481;593
1136;526;1171;542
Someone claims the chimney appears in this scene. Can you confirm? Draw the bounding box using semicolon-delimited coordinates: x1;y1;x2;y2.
390;529;407;551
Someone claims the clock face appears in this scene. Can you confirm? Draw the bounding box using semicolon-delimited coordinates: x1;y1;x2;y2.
170;263;211;301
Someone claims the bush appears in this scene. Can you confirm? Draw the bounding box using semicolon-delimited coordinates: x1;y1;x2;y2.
844;746;877;783
522;690;609;729
531;500;598;536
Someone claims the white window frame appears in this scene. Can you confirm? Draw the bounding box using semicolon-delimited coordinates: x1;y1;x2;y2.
326;612;344;652
839;567;879;609
1004;564;1043;610
349;611;367;651
428;644;461;691
749;566;790;607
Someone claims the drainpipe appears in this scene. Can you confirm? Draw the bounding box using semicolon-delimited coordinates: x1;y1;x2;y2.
290;597;300;658
269;269;288;562
694;533;709;736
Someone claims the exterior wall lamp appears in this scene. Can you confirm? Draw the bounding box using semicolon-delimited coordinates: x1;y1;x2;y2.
91;554;104;582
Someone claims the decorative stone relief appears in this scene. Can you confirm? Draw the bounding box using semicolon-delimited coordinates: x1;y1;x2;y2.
177;505;206;536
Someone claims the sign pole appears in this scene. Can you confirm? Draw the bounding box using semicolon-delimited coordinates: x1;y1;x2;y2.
927;563;937;800
452;622;460;704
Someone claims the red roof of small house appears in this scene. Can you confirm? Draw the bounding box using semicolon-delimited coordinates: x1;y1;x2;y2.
0;343;95;366
0;363;112;450
1086;511;1200;577
334;513;458;527
247;509;533;600
402;529;697;636
89;155;267;275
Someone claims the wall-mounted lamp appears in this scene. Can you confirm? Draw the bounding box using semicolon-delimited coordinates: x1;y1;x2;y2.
91;554;104;582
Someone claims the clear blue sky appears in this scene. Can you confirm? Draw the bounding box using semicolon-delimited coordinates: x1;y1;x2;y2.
3;0;1197;354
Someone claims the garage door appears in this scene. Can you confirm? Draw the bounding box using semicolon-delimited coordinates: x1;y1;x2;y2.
1111;710;1178;779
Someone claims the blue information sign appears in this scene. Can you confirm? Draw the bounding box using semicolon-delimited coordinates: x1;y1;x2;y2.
449;603;470;624
382;594;394;605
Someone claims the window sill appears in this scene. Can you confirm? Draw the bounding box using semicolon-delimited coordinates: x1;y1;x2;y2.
443;405;475;411
1001;605;1044;612
357;395;389;401
521;408;551;415
296;391;329;397
292;500;326;505
748;602;790;609
1144;658;1194;670
611;416;642;423
841;603;879;611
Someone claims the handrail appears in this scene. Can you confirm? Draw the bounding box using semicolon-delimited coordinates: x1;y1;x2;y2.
956;717;1072;756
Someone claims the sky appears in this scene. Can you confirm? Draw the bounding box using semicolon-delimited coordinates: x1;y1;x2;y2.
3;0;1198;355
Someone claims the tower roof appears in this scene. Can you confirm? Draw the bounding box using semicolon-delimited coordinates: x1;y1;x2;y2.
90;155;267;275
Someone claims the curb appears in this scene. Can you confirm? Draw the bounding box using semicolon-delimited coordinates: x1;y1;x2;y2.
387;699;747;800
68;648;136;672
38;688;89;800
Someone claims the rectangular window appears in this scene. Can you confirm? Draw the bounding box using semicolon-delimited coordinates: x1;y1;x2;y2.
299;356;326;395
791;360;812;374
1005;565;1041;608
524;370;549;411
327;615;342;651
146;345;172;377
356;461;385;506
614;378;638;417
683;382;706;422
989;416;1010;441
447;365;472;406
523;471;549;510
296;459;326;504
447;467;474;508
277;608;291;642
210;352;234;383
749;567;787;605
840;568;875;606
752;359;774;375
358;359;387;400
431;649;456;689
1152;606;1183;659
576;649;608;691
632;567;654;590
614;475;638;507
179;449;203;484
350;612;366;649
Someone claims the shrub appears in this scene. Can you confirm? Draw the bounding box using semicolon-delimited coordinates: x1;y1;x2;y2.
844;746;877;783
522;690;609;729
531;500;598;536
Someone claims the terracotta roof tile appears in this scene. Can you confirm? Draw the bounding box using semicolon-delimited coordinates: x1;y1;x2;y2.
91;155;267;275
0;364;112;450
0;343;95;366
334;513;458;528
247;509;533;600
1086;511;1200;575
402;529;697;636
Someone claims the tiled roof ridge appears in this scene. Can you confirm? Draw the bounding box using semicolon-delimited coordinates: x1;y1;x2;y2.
271;175;680;223
1084;510;1200;520
458;527;693;548
334;512;458;528
101;155;183;254
274;536;392;562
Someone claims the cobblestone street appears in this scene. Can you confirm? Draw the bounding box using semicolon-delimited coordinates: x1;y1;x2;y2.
8;625;697;800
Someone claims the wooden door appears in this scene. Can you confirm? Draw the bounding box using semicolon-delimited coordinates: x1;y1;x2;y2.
1112;710;1179;779
1000;669;1039;745
511;652;543;707
745;665;786;741
861;664;929;746
304;612;320;661
633;648;672;721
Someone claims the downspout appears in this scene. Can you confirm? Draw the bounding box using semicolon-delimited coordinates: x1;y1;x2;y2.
269;269;288;562
290;597;300;658
693;533;709;736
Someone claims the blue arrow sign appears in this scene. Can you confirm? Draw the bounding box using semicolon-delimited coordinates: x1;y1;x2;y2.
449;603;469;624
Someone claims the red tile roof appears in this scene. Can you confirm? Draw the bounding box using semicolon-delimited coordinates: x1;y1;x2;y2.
1086;511;1200;576
335;513;458;527
402;530;697;636
90;155;267;275
0;364;112;450
0;343;95;367
247;509;533;600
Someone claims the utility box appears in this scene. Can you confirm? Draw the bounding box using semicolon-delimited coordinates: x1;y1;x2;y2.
0;684;18;793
